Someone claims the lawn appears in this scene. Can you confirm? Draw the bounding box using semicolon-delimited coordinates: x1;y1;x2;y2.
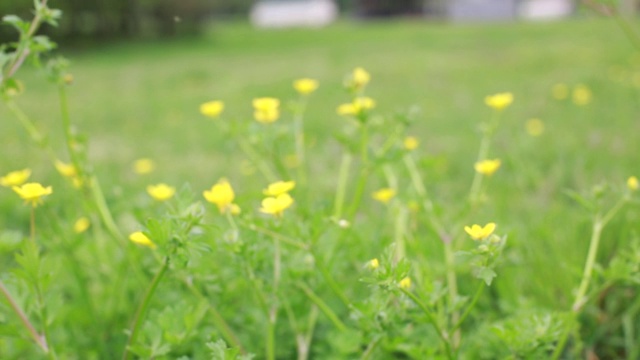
1;14;640;359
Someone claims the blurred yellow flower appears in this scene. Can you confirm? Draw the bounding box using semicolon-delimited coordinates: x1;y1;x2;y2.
73;217;90;234
293;78;319;95
399;277;412;290
200;100;225;118
368;258;380;269
464;222;496;241
260;193;294;217
147;183;176;202
12;182;53;207
203;179;237;214
474;159;501;176
403;136;419;150
628;176;639;191
552;83;569;100
129;231;156;249
372;188;396;204
0;168;31;187
253;97;280;124
525;118;544;137
263;180;296;196
572;84;592;106
351;67;370;89
55;160;77;178
484;92;514;110
133;158;155;175
337;97;375;117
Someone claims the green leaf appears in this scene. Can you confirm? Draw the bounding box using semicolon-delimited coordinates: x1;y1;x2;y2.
473;266;497;286
2;15;29;34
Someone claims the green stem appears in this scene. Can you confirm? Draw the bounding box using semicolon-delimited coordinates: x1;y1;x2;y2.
5;100;51;152
333;153;352;220
443;239;460;347
240;221;307;250
0;280;49;353
315;259;352;309
393;204;407;263
452;282;485;332
401;289;454;359
468;110;500;204
571;219;603;312
293;98;308;187
122;257;170;360
237;137;278;182
297;282;347;332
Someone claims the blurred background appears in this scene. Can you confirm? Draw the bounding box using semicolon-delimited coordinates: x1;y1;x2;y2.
3;0;634;43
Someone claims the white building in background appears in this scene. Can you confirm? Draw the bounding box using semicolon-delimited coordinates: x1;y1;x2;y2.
446;0;574;22
250;0;338;28
518;0;574;20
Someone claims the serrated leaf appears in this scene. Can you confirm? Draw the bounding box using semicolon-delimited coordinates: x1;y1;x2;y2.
473;266;497;286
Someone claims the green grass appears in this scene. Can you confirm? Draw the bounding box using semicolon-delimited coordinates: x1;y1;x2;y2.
2;17;640;358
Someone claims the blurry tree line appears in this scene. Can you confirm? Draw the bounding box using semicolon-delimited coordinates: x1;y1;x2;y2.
0;0;427;42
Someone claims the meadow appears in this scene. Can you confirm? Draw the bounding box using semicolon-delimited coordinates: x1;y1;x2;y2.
1;6;640;359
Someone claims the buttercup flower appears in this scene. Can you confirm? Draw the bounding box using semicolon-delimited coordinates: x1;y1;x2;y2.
399;277;412;290
147;183;176;202
293;78;319;95
12;182;53;207
263;180;296;196
628;176;639;191
200;100;225;118
403;136;419;150
129;231;157;249
350;67;370;89
0;168;31;187
368;258;380;270
552;83;569;100
253;97;280;124
372;188;396;204
337;97;375;117
260;193;294;217
74;217;90;234
55;160;77;178
525;118;544;137
203;179;237;214
474;159;501;176
133;158;155;175
464;222;497;241
572;84;592;106
485;92;514;110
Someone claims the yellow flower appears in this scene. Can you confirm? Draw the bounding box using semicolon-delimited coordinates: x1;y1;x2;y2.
129;231;157;249
484;92;514;110
12;182;53;207
147;183;176;202
372;188;396;204
628;176;639;191
200;100;225;118
464;222;497;241
368;258;380;270
55;160;77;178
73;217;90;234
293;78;319;95
253;97;280;124
403;136;419;150
133;158;155;175
350;67;370;89
0;168;31;187
572;84;592;106
260;193;294;217
203;179;236;214
474;159;501;176
525;118;544;137
263;180;296;196
399;277;411;290
552;83;569;100
337;97;375;117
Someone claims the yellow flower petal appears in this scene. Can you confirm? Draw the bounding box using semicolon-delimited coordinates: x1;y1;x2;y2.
260;193;294;217
73;217;90;234
474;159;501;176
129;231;157;249
200;100;225;118
399;277;411;290
372;188;396;204
464;222;497;241
263;180;296;196
203;179;236;214
293;78;319;95
55;160;77;178
133;158;155;175
12;182;53;207
485;92;514;110
628;176;639;191
147;183;176;202
403;136;419;150
0;168;31;187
